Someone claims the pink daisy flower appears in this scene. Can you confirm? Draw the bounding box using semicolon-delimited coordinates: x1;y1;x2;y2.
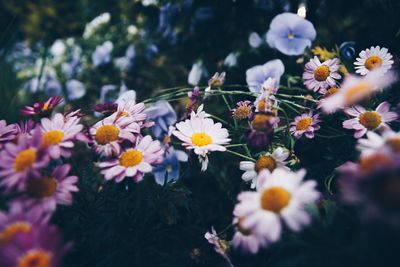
290;111;321;139
303;56;341;93
231;216;268;254
0;120;18;149
342;102;398;138
98;135;163;183
40;113;85;158
22;164;79;212
20;96;63;117
90;113;141;157
0;129;49;191
116;100;154;129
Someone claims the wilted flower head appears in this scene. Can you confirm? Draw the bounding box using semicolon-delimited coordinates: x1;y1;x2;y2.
266;12;316;56
247;113;276;150
246;59;284;93
232;101;253;120
20;96;63;117
204;227;233;266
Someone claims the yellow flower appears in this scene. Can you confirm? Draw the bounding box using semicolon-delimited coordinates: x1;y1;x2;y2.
311;46;337;61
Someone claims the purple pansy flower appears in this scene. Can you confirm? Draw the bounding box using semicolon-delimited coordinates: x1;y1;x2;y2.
266;12;316;56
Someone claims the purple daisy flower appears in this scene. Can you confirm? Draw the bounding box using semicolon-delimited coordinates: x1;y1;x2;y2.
232;101;253;120
21;164;79;212
266;12;316;56
0;201;50;245
0;223;71;267
303;56;341;93
40;113;85;158
98;135;164;183
0;120;18;149
90;113;141;157
0;128;50;191
116;101;154;129
290;111;321;139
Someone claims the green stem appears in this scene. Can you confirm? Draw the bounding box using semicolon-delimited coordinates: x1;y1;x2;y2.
226;149;255;161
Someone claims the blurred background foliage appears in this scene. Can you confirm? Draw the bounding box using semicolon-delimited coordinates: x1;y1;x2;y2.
0;0;400;266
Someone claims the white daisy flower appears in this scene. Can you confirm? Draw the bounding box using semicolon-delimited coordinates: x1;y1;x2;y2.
303;56;341;93
342;102;398;138
172;107;231;171
240;147;289;188
357;130;400;156
354;46;394;76
233;168;319;246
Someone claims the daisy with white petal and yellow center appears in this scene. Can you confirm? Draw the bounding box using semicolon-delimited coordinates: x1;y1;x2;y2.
357;130;400;156
172;106;231;171
303;56;341;93
240;147;289;188
90;113;141;157
354;46;393;76
231;216;268;254
342;102;398;138
233;168;320;246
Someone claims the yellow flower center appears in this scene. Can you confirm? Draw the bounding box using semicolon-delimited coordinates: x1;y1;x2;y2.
324;87;339;97
255;155;277;173
17;249;51;267
26;177;58;199
287;33;294;39
14;149;37;172
41;130;64;147
191;132;213;147
364;56;383;70
119;149;143;167
359;111;382;130
359;153;391;172
0;221;32;245
313;65;330;81
343;82;373;105
251;113;275;131
260;187;291;213
236;217;251;236
296;118;312;131
386;137;400;154
94;125;119;145
233;106;252;120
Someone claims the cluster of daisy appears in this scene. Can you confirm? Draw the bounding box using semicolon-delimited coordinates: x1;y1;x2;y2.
0;97;85;266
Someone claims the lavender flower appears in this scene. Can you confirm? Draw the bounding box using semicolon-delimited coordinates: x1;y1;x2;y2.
92;41;113;67
266;13;316;56
152;147;188;185
246;59;285;93
145;101;177;140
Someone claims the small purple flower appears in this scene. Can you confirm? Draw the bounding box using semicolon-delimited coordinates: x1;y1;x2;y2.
145;101;177;140
266;12;316;56
0;120;18;149
93;102;118;116
92;41;113;67
0;223;71;267
246;59;285;93
20;96;63;117
290;111;321;139
0;128;50;191
232;101;253;120
303;56;341;93
152;147;188;185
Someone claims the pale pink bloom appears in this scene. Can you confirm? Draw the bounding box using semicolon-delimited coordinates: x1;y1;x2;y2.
40;113;85;158
0;120;18;149
303;56;341;93
90;113;141;157
233;169;319;248
342;102;397;138
319;69;396;113
98;135;163;183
